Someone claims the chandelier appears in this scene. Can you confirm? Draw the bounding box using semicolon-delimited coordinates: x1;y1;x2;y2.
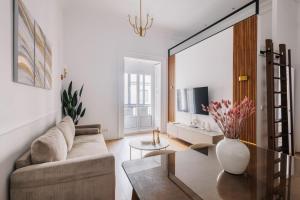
128;0;153;37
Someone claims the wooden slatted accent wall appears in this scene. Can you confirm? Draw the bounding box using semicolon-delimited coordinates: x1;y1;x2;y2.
168;55;176;122
233;15;257;144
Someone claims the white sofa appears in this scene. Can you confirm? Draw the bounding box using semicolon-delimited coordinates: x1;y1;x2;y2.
10;117;115;200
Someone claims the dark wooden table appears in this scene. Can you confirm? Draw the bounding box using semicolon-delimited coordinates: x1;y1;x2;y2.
122;144;300;200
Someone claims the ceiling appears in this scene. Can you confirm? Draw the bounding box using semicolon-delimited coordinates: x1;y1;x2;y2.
63;0;252;38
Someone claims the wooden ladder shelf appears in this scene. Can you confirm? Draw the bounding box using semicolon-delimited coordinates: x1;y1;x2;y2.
264;39;294;155
263;39;294;199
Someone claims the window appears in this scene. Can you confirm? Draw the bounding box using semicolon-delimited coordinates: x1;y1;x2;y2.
145;74;151;105
139;74;144;104
130;74;137;104
124;73;128;104
124;70;154;132
124;73;152;106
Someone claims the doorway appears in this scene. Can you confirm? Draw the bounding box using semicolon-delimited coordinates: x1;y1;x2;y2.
123;57;161;135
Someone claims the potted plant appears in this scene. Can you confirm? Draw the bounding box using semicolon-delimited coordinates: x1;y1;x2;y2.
62;81;86;125
202;97;255;175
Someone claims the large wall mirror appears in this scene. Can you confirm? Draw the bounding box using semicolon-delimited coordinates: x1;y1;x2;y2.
168;1;258;144
175;27;233;132
168;0;299;155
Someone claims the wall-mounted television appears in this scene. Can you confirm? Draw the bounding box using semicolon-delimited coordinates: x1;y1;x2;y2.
177;87;209;115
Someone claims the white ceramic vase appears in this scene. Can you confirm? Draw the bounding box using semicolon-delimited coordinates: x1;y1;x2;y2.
216;137;250;175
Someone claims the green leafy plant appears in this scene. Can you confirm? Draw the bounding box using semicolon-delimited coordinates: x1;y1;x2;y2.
62;81;86;125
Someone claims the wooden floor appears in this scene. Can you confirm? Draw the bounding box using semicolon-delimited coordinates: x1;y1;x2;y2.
106;133;189;200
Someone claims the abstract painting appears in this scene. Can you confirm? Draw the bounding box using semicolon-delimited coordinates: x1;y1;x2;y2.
45;38;53;89
14;0;53;89
14;0;35;86
34;23;45;88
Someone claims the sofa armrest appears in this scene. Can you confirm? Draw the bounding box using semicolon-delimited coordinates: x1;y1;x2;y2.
11;153;115;189
75;124;101;130
75;128;100;136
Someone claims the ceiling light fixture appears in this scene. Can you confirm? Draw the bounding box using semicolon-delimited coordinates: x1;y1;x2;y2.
128;0;153;37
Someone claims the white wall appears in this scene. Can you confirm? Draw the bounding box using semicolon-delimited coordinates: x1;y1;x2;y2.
124;58;158;74
296;1;300;152
298;2;300;71
175;27;233;131
256;0;300;151
62;3;182;139
273;0;300;152
298;2;300;69
0;0;63;199
256;0;273;148
273;0;298;63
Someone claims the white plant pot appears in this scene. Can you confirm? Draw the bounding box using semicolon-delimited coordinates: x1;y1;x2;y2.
216;137;250;175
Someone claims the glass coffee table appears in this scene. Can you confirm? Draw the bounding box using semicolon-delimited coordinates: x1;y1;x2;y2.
129;138;170;160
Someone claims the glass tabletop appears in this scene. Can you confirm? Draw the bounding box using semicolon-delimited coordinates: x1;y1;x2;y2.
123;144;300;200
129;138;170;151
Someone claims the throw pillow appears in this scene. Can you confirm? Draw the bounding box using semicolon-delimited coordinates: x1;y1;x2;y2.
31;127;68;164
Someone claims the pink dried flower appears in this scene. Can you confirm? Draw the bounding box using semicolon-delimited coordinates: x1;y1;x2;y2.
202;96;255;139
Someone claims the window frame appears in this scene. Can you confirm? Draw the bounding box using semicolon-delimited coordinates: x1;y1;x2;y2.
125;73;152;106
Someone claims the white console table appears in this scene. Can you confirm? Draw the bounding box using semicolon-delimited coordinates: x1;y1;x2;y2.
167;122;223;145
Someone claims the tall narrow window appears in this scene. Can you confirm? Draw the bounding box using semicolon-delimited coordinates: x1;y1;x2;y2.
130;74;137;104
124;69;156;133
124;73;128;104
124;58;162;134
139;74;144;104
145;74;151;105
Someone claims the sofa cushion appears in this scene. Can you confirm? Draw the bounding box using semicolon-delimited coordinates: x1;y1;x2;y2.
67;134;108;159
74;134;104;144
15;150;32;169
31;127;68;164
62;116;76;133
57;119;75;151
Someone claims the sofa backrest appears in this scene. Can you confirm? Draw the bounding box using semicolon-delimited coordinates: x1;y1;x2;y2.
31;127;68;164
57;116;76;151
14;117;76;169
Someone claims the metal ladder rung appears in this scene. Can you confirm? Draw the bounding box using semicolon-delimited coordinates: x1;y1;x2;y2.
274;158;282;163
274;133;283;138
274;91;287;94
271;133;288;139
274;105;287;109
273;172;281;179
273;62;288;67
273;77;286;81
262;50;282;56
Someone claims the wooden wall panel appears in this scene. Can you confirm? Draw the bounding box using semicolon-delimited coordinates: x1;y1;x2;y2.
168;55;176;122
233;15;257;144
